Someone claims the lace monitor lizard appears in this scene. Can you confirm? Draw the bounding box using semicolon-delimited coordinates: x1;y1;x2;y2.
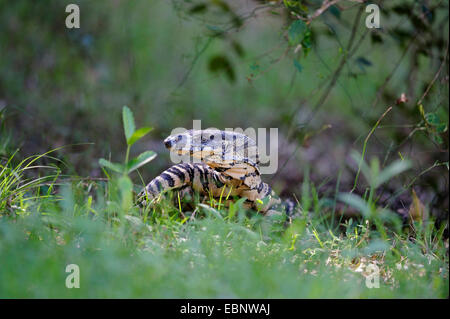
137;129;295;215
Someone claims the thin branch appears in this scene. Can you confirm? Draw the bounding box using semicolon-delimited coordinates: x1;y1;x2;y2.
417;39;450;106
370;33;418;109
307;0;364;24
307;0;343;23
351;106;393;193
385;161;449;208
173;37;214;94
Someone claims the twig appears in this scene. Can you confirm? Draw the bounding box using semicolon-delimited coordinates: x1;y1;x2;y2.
307;0;365;22
385;161;448;208
416;40;450;106
370;0;446;110
307;0;343;23
370;33;418;109
173;37;214;93
379;39;449;162
351;106;393;193
307;0;364;24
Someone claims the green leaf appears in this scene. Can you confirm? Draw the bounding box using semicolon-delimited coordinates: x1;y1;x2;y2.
432;133;443;144
126;151;157;174
338;193;371;218
127;127;153;146
189;3;207;14
425;113;440;126
122;106;136;142
371;32;383;44
208;55;235;83
231;40;245;57
374;159;412;188
288;20;308;45
436;123;448;133
98;158;124;174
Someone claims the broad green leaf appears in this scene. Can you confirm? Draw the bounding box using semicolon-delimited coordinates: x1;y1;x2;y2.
126;151;157;173
436;123;448;133
288;20;308;45
338;193;371;218
208;55;235;83
122;106;136;142
431;133;443;144
98;158;124;174
425;113;440;126
374;159;411;188
127;126;153;146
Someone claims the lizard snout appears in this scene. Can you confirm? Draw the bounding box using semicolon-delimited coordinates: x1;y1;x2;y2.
164;134;185;149
164;139;173;149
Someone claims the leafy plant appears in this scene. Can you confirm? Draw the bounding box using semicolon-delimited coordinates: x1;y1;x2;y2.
418;104;448;145
338;151;412;236
99;106;156;176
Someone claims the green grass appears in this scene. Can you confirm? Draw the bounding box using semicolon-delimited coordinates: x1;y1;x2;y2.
0;158;447;298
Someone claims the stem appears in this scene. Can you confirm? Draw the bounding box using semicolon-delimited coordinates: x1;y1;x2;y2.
124;146;130;175
351;106;393;193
